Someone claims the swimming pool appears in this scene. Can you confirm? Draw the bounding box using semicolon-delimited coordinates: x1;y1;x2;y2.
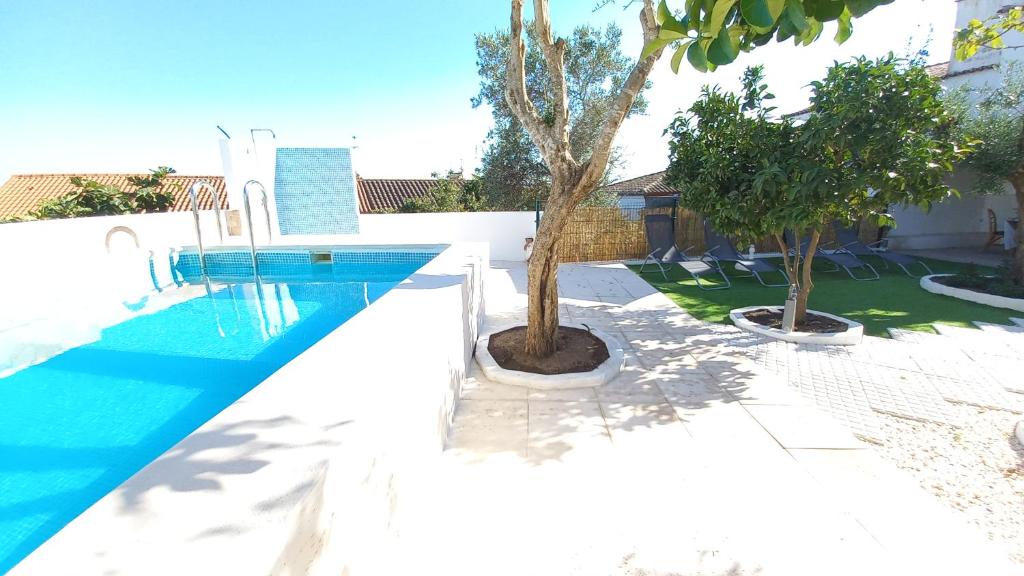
0;247;439;573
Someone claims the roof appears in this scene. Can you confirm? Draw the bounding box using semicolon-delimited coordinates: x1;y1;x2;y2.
601;171;679;197
781;61;991;119
0;173;453;217
356;177;454;212
0;174;228;219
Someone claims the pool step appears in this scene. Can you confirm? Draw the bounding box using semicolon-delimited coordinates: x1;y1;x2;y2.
972;321;1024;335
932;323;1024;359
887;328;960;347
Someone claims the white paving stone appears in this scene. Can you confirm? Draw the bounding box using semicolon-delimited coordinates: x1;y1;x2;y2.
405;262;1020;575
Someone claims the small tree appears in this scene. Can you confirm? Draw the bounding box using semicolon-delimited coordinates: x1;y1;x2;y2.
948;65;1024;284
666;57;965;322
506;0;894;356
29;166;179;220
475;22;648;210
399;172;488;213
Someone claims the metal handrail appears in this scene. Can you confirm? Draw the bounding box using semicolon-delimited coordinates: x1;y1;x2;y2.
188;180;224;243
187;184;208;274
241;179;271;277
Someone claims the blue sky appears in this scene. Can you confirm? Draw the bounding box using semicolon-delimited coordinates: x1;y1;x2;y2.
0;1;955;183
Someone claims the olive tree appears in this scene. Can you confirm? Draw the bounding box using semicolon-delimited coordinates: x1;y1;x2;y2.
953;5;1024;60
506;0;894;356
666;57;965;322
952;8;1024;284
948;65;1024;284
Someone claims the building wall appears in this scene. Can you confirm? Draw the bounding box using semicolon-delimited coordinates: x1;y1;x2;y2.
947;0;1024;78
886;190;1017;250
887;0;1022;250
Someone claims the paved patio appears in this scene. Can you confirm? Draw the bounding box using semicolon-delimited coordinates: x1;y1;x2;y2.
397;262;1021;576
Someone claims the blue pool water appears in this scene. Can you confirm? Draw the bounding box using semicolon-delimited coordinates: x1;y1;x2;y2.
0;249;435;573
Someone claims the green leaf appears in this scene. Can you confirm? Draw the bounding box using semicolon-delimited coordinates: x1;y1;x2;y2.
686;0;703;31
707;25;740;64
641;35;675;60
671;40;693;73
657;0;673;24
687;40;710;72
799;17;823;45
658;0;691;35
705;0;738;39
807;0;844;22
740;0;773;28
846;0;893;18
765;0;786;21
835;8;852;43
784;0;809;32
658;28;688;40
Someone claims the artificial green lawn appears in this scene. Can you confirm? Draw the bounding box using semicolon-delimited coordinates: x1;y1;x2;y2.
630;257;1019;337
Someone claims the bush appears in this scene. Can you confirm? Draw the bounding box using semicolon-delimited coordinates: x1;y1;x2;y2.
25;166;179;220
940;263;1024;298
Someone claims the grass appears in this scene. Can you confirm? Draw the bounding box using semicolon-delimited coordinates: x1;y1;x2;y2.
630;256;1020;337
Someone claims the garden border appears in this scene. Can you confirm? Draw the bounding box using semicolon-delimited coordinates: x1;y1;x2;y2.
729;305;864;345
920;274;1024;313
474;324;625;389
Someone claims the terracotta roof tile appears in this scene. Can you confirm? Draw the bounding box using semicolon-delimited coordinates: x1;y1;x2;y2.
1;173;464;218
601;171;679;197
0;174;227;218
356;177;451;212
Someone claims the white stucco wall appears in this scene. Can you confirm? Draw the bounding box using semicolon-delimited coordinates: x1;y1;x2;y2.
355;211;536;261
947;0;1024;79
886;170;1018;250
885;0;1023;251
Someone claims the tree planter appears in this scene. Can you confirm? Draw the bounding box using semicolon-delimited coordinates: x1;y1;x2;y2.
474;324;625;389
920;275;1024;313
729;306;864;345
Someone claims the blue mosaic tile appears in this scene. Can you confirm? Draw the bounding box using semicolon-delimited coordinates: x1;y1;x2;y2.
274;148;359;235
256;251;313;276
174;249;439;281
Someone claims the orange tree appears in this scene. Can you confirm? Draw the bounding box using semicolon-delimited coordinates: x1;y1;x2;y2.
665;58;966;322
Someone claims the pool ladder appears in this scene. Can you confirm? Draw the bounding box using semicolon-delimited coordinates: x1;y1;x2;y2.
187;180;225;275
242;180;272;277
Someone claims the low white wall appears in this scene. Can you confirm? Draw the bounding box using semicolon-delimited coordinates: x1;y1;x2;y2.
357;211;536;261
11;242;488;576
887;188;1017;250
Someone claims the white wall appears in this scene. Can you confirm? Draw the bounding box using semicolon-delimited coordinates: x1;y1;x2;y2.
355;211;536;261
204;211;536;261
887;172;1018;250
947;0;1024;78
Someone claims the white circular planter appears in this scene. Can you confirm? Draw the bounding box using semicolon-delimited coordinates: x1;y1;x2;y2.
920;274;1024;313
474;324;625;389
730;305;864;345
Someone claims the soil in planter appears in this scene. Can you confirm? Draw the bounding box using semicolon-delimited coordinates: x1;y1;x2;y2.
487;326;610;375
933;275;1024;299
744;308;849;334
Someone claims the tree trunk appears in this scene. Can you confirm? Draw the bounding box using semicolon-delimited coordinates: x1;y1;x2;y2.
525;178;584;356
525;202;563;357
506;0;663;358
1011;175;1024;285
795;229;821;324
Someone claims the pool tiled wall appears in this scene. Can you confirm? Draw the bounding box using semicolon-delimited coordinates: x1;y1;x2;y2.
274;148;360;235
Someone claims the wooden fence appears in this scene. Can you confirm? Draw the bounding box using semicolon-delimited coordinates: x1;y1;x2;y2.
554;205;880;263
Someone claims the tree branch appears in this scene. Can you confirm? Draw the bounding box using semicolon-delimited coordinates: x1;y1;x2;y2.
533;0;571;151
506;0;559;163
577;0;663;197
